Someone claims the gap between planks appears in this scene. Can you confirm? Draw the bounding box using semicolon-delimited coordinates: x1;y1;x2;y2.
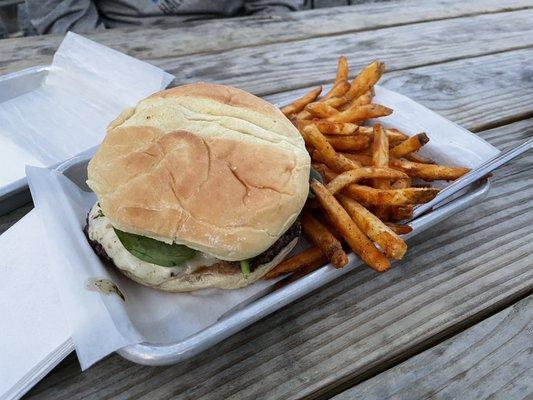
331;295;533;399
1;0;533;74
255;43;533;99
314;289;533;400
120;4;533;62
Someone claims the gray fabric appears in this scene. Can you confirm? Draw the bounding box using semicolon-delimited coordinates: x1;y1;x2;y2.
26;0;303;34
26;0;104;34
0;17;6;39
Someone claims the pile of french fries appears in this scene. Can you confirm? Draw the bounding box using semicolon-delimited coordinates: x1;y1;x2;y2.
266;57;470;279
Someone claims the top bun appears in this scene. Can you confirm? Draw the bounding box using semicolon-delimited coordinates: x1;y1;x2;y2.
87;83;310;261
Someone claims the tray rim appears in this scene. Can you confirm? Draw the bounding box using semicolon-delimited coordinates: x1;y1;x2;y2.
5;65;499;366
53;151;492;366
0;65;51;214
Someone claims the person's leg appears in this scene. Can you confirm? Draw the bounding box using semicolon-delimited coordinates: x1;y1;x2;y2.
0;17;6;39
0;3;18;36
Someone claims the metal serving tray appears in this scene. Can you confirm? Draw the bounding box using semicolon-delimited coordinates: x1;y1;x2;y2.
4;65;493;366
56;151;491;366
0;66;51;215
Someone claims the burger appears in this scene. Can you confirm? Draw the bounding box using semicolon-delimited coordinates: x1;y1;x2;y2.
85;83;310;292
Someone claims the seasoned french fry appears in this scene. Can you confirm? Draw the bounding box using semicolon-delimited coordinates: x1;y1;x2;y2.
296;109;313;120
281;86;322;116
372;125;390;220
372;125;389;168
297;96;346;120
316;212;344;241
390;176;412;189
305;120;359;135
326;135;371;151
288;260;327;278
311;150;361;173
306;102;339;118
404;152;436;164
390;133;429;158
335;56;349;84
390;206;413;221
265;247;327;279
326;167;407;194
304;124;361;172
343;153;374;165
273;257;329;287
326;104;392;123
358;126;408;143
320;162;436;207
302;213;348;268
339;90;373;111
389;175;413;221
276;56;474;282
341;184;439;205
337;194;406;260
302;123;338;158
392;158;470;181
385;223;413;235
342;153;470;181
357;90;374;105
345;60;385;100
322;96;348;108
296;97;347;120
322;80;351;100
310;181;390;272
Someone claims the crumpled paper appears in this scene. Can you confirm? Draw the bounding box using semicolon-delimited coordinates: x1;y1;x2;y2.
25;85;498;370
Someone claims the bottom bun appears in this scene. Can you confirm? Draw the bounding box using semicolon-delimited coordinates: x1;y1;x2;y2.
86;203;297;292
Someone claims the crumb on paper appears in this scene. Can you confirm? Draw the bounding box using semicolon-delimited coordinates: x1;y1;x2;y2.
86;278;125;301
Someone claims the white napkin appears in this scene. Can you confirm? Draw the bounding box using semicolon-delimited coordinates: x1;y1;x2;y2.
0;211;71;400
0;31;174;185
0;32;173;400
23;86;499;371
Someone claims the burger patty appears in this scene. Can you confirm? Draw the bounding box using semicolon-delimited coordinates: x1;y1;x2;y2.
85;214;301;271
249;217;301;269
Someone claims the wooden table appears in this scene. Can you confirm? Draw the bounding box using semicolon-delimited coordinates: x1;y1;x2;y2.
1;0;532;398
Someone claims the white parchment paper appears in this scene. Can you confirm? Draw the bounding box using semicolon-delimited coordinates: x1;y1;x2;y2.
26;86;499;370
0;32;174;399
0;32;174;185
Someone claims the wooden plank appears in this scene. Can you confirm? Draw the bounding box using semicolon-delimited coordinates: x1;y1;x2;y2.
26;118;533;399
1;0;532;75
333;296;533;400
381;49;533;132
266;48;533;133
152;10;533;96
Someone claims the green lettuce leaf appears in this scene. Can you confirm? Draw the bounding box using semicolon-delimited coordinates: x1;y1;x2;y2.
240;259;251;279
114;229;197;267
308;167;325;199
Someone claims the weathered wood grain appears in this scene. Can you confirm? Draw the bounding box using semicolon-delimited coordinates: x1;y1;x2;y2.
152;10;533;96
26;119;533;400
333;296;533;400
2;3;531;399
1;0;532;75
266;49;533;134
381;51;533;132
